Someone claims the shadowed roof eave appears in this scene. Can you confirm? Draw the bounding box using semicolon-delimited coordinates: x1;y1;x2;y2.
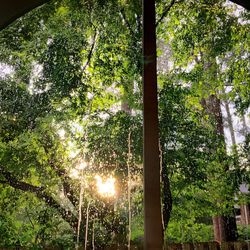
0;0;249;31
0;0;50;31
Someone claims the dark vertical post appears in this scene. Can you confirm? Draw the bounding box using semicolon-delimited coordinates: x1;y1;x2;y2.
143;0;163;249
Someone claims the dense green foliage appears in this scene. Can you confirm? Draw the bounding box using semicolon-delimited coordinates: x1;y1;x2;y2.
0;0;249;247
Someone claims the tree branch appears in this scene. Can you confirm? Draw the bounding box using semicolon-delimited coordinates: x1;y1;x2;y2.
0;166;77;228
156;0;178;27
136;13;141;34
82;29;98;72
120;8;135;37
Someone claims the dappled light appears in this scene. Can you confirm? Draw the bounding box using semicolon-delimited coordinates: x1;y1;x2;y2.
0;0;249;249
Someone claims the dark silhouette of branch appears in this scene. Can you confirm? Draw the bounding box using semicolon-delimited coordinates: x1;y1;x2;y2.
136;13;141;34
156;0;179;27
0;168;45;192
82;29;98;72
119;9;142;72
120;8;135;37
0;166;77;228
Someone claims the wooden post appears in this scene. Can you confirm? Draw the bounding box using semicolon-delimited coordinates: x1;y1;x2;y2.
143;0;163;249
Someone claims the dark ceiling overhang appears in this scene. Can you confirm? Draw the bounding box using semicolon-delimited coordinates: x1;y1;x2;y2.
230;0;250;10
0;0;249;31
0;0;50;31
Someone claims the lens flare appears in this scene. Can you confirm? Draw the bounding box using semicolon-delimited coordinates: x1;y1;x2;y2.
95;175;116;198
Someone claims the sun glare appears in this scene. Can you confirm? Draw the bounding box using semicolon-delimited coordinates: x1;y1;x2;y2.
69;168;80;179
95;175;116;198
69;160;87;179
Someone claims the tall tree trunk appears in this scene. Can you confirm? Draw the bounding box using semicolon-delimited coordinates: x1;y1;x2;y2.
202;95;238;242
127;129;132;249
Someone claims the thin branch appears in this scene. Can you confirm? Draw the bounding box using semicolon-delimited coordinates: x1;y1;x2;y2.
156;0;178;27
135;13;141;34
119;9;142;72
120;8;135;37
82;29;98;72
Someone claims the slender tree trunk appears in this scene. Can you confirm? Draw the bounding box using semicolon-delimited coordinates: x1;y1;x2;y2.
92;219;95;250
84;201;90;250
76;171;84;249
202;95;238;242
127;129;132;250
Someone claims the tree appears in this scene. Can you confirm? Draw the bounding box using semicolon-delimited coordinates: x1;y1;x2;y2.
156;0;249;241
0;0;143;247
0;0;249;247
